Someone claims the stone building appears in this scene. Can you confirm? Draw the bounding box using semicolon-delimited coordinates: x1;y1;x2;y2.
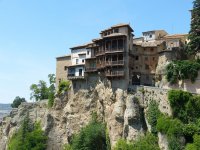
131;30;167;86
56;24;188;91
56;55;71;88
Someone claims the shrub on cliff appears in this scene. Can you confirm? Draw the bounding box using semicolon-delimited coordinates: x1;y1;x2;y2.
65;113;108;150
57;80;70;95
11;96;26;108
114;133;159;150
8;115;47;150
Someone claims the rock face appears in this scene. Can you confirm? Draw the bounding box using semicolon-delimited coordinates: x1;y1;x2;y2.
0;80;171;150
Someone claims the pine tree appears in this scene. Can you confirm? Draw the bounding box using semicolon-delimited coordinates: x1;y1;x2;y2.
187;0;200;55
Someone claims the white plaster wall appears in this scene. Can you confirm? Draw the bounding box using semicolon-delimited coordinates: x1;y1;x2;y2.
86;49;91;58
75;66;85;76
71;48;88;65
143;32;156;41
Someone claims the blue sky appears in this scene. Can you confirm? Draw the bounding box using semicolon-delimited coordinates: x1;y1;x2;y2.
0;0;193;103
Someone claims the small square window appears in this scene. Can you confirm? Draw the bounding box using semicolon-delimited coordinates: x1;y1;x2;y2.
114;28;119;33
151;48;154;51
149;34;152;38
82;59;85;63
135;56;139;60
145;64;149;70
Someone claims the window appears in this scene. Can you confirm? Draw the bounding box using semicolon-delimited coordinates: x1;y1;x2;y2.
82;59;85;63
87;51;89;55
149;34;152;38
152;57;155;61
114;28;119;33
64;66;68;70
151;48;154;51
146;75;149;80
145;57;148;61
135;56;139;60
136;66;138;69
76;59;78;64
145;64;149;70
144;48;146;51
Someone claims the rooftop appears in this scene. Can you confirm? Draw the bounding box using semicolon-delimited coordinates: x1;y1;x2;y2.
164;34;188;39
133;40;164;47
70;42;93;50
100;23;134;33
56;54;71;59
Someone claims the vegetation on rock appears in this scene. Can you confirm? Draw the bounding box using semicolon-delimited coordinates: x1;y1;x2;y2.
11;96;26;108
146;100;161;135
64;112;109;150
30;74;56;107
166;60;200;84
57;80;70;95
8;114;47;150
114;133;160;150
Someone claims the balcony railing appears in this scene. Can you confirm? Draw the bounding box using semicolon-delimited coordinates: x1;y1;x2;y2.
105;48;124;53
105;60;124;66
85;67;97;72
96;48;124;56
67;74;85;80
106;71;125;77
97;63;105;69
96;50;105;56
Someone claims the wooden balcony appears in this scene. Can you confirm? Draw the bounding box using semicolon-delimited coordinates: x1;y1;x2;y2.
97;63;105;69
105;48;124;54
85;67;97;72
96;50;105;56
105;60;124;67
106;71;125;77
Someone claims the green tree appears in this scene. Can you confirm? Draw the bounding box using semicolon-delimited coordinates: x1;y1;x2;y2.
66;113;108;150
48;74;56;107
57;80;70;95
11;96;26;108
146;100;161;135
8;115;47;150
30;80;49;101
187;0;200;55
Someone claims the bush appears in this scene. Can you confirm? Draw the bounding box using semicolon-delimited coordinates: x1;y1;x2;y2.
157;115;183;136
168;90;192;123
11;96;26;108
8;116;47;150
186;95;200;122
48;92;55;108
132;133;160;150
58;80;70;95
114;139;134;150
166;60;200;84
185;134;200;150
67;113;108;150
114;133;159;150
146;100;161;135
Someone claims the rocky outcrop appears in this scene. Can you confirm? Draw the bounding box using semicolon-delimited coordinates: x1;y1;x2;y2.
0;80;171;150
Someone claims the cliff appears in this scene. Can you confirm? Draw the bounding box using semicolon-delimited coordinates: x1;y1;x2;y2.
0;80;171;150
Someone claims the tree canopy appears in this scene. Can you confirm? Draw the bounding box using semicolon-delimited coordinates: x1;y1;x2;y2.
11;96;26;108
187;0;200;55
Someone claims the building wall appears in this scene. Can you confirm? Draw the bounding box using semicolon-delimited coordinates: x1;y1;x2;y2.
56;56;71;88
71;48;89;65
74;66;85;77
143;31;156;41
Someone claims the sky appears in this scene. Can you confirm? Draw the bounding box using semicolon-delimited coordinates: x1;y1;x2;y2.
0;0;193;103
